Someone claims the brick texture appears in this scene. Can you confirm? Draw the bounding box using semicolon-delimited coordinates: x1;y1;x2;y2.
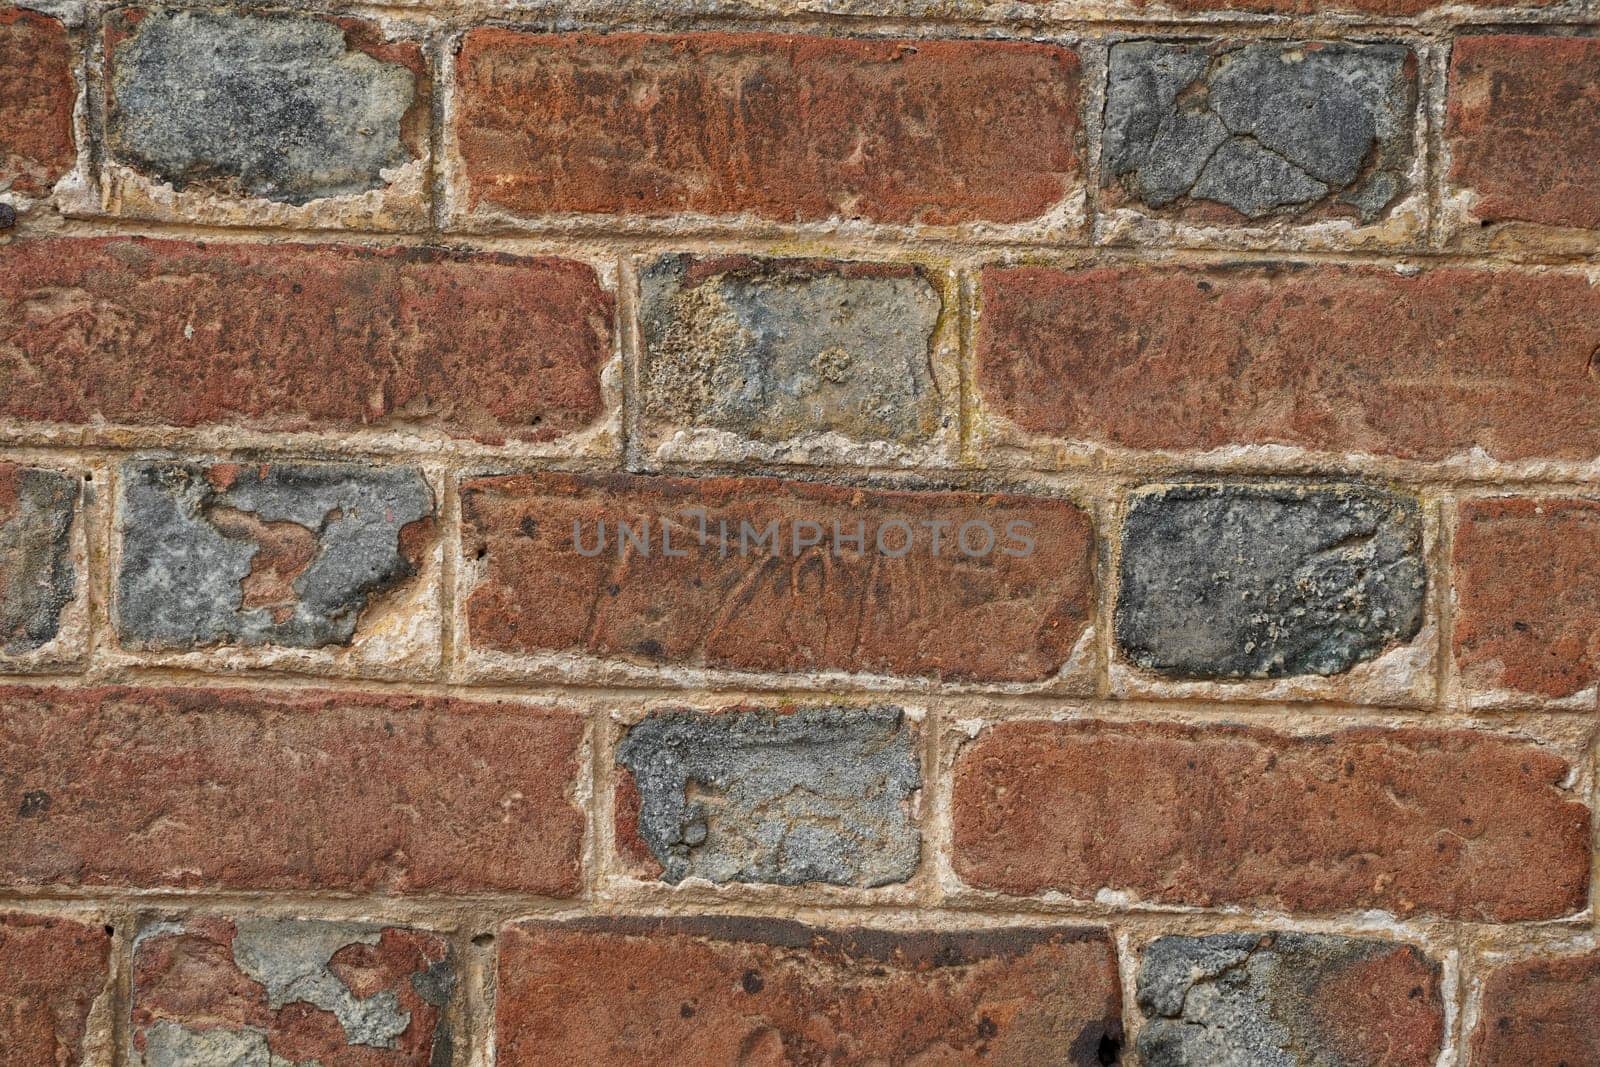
0;915;109;1067
0;7;75;197
462;472;1094;684
0;237;611;443
454;31;1081;226
951;720;1589;920
1453;498;1600;703
0;686;585;894
1447;36;1600;233
495;918;1124;1065
976;263;1600;462
1471;952;1600;1065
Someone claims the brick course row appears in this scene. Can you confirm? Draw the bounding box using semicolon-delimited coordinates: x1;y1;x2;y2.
5;13;1598;244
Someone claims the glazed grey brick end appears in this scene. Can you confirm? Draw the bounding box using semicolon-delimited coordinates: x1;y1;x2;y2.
1103;41;1415;222
1116;484;1424;679
617;706;921;887
117;460;434;651
0;467;77;655
106;10;417;204
641;255;942;447
1137;933;1443;1067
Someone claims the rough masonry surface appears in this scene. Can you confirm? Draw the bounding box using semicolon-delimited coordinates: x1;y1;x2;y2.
616;705;920;887
1103;41;1414;221
107;10;419;204
0;464;76;656
117;460;433;651
0;914;110;1067
133;917;453;1066
1136;932;1443;1066
0;7;76;197
641;255;942;446
1116;484;1425;678
1471;951;1600;1065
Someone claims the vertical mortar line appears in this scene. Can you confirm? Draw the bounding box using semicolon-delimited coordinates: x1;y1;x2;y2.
437;466;460;685
1423;34;1452;253
1111;923;1143;1064
80;0;108;215
1433;492;1457;712
955;266;977;467
582;706;606;903
617;252;645;474
425;24;451;238
1437;938;1465;1067
106;904;136;1067
1079;32;1111;250
917;700;946;908
588;705;617;904
1409;34;1437;259
85;453;118;681
1093;481;1123;702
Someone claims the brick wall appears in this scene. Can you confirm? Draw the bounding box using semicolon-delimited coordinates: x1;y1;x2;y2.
1;0;1597;1062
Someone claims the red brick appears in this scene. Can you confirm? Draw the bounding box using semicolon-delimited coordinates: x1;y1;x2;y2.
951;720;1589;920
1471;952;1600;1065
1447;36;1600;232
454;31;1081;226
496;918;1123;1065
1453;498;1600;702
133;917;452;1065
0;8;75;197
0;915;109;1067
0;685;585;895
1129;0;1550;12
461;472;1093;684
976;263;1600;463
0;237;611;443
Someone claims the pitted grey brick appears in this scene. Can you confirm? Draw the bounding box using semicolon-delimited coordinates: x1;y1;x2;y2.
1116;484;1425;678
617;705;920;887
117;460;433;650
0;466;76;656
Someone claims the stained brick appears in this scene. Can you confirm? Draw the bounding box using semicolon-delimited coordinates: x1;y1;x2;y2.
1137;933;1443;1066
461;472;1093;685
615;705;920;887
641;255;943;448
1446;36;1600;233
951;719;1589;920
0;686;585;895
0;237;611;444
0;464;77;658
453;31;1081;226
496;918;1123;1065
116;460;434;652
1453;498;1600;703
133;917;453;1066
0;7;75;197
976;263;1600;463
1471;952;1600;1065
0;915;109;1067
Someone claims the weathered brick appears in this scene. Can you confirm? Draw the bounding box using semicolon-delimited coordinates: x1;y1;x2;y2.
117;460;433;651
1471;952;1600;1065
105;9;427;206
0;465;77;657
0;685;584;895
1136;933;1443;1066
0;915;109;1067
1117;485;1425;679
976;263;1600;463
1446;36;1600;233
641;255;943;449
461;472;1093;685
454;31;1081;226
133;917;452;1067
1128;0;1554;13
496;918;1123;1065
615;705;920;887
0;7;75;198
0;237;612;444
951;720;1589;920
1453;498;1600;704
1103;41;1415;223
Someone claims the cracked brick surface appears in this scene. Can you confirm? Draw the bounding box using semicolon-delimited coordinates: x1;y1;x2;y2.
132;917;453;1067
117;460;434;651
1103;41;1415;223
1136;933;1443;1066
615;705;921;887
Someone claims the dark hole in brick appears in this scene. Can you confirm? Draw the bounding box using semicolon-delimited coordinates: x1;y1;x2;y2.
1098;1032;1123;1064
472;933;495;947
977;1015;998;1038
104;925;115;937
741;969;764;994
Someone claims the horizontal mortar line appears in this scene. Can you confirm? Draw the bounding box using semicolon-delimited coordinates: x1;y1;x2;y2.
6;664;1597;725
31;211;1600;269
0;886;1582;939
15;427;1600;494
